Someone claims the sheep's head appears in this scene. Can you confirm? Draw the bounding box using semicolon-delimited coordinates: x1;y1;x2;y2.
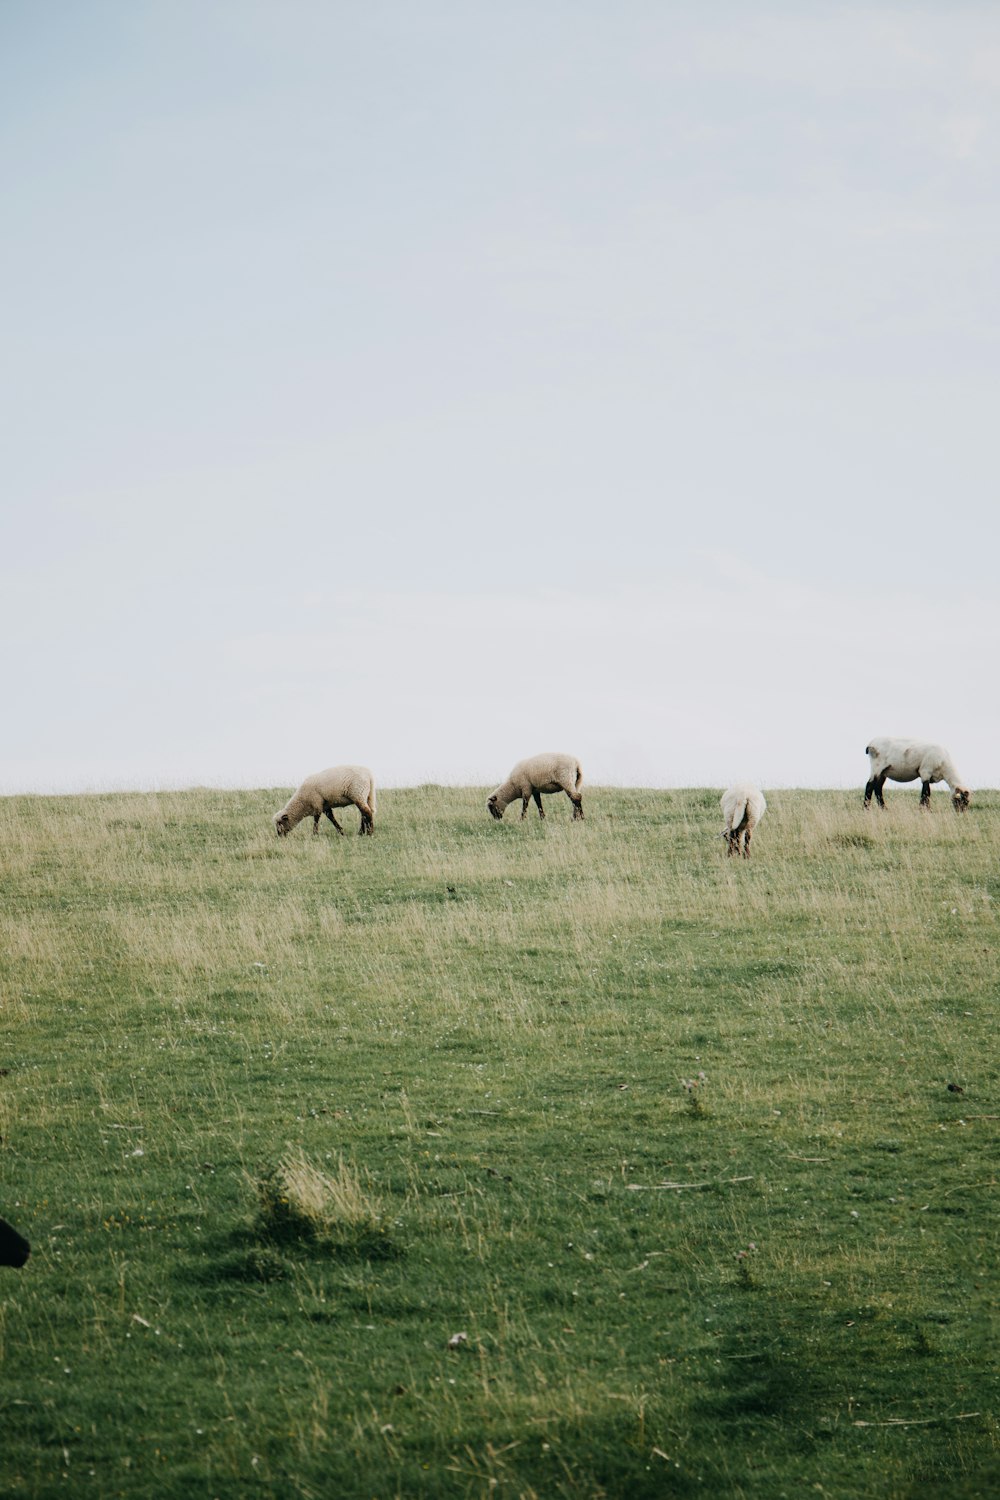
274;812;292;837
487;794;504;821
952;788;971;813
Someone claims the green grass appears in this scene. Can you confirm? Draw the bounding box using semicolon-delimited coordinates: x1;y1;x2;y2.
1;785;998;1498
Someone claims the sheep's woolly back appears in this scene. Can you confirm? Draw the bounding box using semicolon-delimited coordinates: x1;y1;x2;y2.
299;765;376;810
502;752;583;798
274;765;376;833
488;751;584;819
865;738;968;794
720;782;766;835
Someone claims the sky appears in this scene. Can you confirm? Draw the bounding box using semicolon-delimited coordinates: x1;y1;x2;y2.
2;1;998;794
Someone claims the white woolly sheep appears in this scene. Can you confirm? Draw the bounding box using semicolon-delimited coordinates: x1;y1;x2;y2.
487;752;584;822
863;738;970;812
273;765;376;837
720;783;766;858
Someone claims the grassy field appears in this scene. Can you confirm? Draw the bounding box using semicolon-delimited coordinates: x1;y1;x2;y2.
0;784;997;1498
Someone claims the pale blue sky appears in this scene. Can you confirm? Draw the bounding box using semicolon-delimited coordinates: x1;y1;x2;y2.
2;3;997;792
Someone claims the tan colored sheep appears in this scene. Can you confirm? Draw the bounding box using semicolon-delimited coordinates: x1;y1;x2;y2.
273;765;376;837
487;752;584;822
721;782;766;858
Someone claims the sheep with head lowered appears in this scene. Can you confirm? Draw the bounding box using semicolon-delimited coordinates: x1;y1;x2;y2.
487;752;584;822
721;782;766;858
273;765;376;837
863;738;970;812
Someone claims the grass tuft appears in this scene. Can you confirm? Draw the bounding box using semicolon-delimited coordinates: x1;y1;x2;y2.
252;1148;396;1259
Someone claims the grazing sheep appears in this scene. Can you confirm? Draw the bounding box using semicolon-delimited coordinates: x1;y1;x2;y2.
0;1216;30;1268
721;783;766;858
487;752;584;822
863;738;970;812
273;765;376;837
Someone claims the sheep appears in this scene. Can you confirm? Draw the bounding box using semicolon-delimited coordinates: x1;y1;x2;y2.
487;752;584;822
863;738;970;812
0;1216;30;1269
720;782;766;858
273;765;376;837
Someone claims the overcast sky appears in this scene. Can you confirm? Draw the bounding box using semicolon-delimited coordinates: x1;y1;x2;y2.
2;2;997;794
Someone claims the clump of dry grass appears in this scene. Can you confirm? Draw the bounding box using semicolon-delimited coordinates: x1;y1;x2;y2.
252;1148;395;1258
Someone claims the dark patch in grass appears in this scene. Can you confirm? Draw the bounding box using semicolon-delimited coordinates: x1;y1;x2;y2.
704;1350;810;1418
900;1455;1000;1500
537;1284;577;1308
217;1246;291;1282
260;1213;402;1261
454;1412;703;1499
728;959;801;983
831;831;877;850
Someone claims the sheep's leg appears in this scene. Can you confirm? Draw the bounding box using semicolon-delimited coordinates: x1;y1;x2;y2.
874;771;888;808
324;806;346;835
742;827;752;859
532;789;545;819
571;794;584;820
863;777;876;808
920;780;932;808
520;796;531;820
726;832;738;857
312;814;321;835
357;803;374;836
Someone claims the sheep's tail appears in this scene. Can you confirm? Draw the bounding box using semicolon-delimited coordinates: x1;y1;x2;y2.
368;775;377;814
574;761;584;794
728;795;749;834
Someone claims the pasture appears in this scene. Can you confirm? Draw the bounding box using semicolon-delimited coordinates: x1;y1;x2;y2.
0;785;997;1498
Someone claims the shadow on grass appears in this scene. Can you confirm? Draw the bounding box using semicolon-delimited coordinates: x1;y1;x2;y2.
178;1221;404;1291
899;1457;1000;1500
449;1409;704;1500
699;1342;818;1423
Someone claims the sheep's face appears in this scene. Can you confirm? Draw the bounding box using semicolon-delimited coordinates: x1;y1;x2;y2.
487;795;504;821
274;812;292;837
952;788;971;813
